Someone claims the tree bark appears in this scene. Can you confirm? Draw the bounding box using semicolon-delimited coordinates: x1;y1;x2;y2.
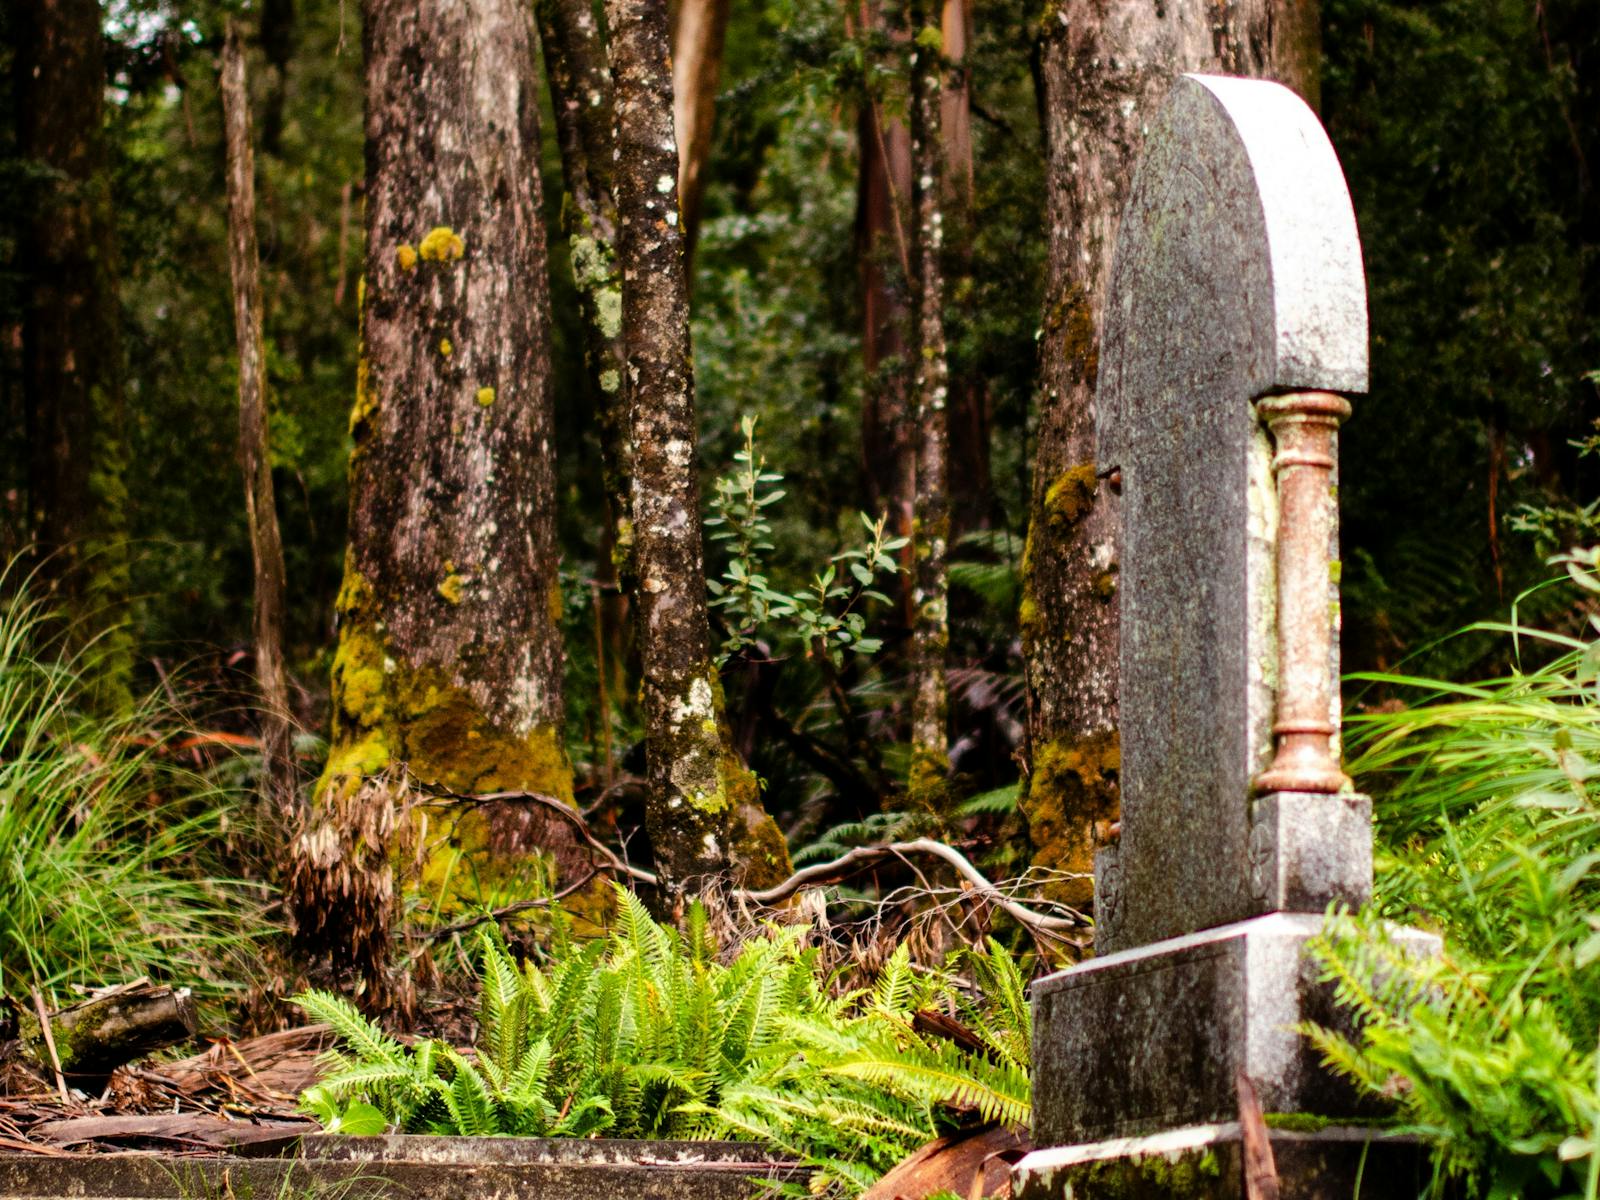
1021;0;1320;905
671;0;730;266
855;7;916;564
537;0;634;594
603;0;791;909
938;0;992;535
907;6;952;807
15;0;132;711
221;22;298;828
297;0;573;953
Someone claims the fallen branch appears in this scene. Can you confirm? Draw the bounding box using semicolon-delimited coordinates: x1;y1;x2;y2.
405;777;1088;941
23;983;197;1084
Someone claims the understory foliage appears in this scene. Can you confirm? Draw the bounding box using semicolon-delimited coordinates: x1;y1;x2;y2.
1306;571;1600;1197
0;564;258;1001
296;886;1030;1196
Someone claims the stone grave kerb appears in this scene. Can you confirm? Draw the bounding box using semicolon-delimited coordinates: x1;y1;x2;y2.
1015;76;1440;1195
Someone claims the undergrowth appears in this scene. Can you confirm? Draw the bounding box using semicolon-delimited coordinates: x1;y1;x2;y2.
1306;565;1600;1198
0;561;260;1003
296;886;1030;1196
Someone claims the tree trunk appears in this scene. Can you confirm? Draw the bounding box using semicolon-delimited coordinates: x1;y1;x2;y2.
1021;0;1320;905
855;6;915;566
939;0;992;535
907;5;952;807
221;21;297;828
296;0;573;957
16;0;132;711
603;0;791;909
537;0;634;597
671;0;730;266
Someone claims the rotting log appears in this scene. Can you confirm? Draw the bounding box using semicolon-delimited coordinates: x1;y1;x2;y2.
20;984;197;1081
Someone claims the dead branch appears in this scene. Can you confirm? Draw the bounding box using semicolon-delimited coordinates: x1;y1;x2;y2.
404;777;1089;942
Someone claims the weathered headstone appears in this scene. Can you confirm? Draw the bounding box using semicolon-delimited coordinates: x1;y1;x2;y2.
1014;75;1437;1197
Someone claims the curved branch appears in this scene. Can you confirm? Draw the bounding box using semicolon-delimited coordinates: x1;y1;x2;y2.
403;779;1088;941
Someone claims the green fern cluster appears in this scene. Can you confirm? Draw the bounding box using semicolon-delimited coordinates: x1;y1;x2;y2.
294;888;1030;1196
1306;613;1600;1198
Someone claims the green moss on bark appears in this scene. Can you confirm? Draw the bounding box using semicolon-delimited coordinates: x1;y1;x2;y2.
1021;729;1120;907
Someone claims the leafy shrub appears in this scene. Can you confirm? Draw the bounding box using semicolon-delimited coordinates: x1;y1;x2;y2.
1305;608;1600;1197
296;887;1030;1195
0;564;258;1001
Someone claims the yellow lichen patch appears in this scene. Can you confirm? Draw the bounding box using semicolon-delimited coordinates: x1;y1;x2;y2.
1044;464;1098;529
438;572;465;605
1022;729;1121;908
439;337;453;358
1093;568;1118;601
475;386;496;407
397;244;418;272
350;355;377;439
418;226;465;262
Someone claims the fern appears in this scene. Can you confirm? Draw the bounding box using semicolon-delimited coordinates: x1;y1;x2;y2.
296;884;1035;1196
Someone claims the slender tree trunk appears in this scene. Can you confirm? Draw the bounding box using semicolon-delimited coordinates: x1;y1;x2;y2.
537;0;636;616
221;22;297;826
16;0;132;711
907;5;951;806
671;0;729;265
293;0;573;971
853;0;914;574
1020;0;1320;905
604;0;791;909
938;0;991;535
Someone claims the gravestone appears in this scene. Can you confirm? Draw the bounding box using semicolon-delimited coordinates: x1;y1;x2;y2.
1013;75;1438;1198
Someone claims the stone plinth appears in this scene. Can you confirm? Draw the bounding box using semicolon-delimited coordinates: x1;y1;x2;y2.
1014;1124;1438;1200
1030;914;1438;1148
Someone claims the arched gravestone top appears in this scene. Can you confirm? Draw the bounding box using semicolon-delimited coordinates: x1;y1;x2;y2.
1095;75;1368;953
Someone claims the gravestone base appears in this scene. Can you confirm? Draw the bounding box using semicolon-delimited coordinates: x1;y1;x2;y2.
1030;913;1439;1147
1012;1122;1438;1200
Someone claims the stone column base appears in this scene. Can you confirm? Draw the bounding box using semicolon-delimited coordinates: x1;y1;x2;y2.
1031;913;1439;1145
1013;1122;1435;1199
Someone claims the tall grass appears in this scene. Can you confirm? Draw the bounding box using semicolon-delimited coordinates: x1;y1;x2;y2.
0;561;262;1002
1303;612;1600;1196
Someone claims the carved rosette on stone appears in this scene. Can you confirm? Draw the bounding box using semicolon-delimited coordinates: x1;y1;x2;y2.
1014;76;1438;1200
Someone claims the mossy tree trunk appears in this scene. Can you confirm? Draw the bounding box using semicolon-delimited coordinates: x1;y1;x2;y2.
603;0;791;911
1020;0;1320;905
670;0;729;265
16;0;132;712
295;0;573;963
221;21;297;826
536;0;633;594
907;7;952;807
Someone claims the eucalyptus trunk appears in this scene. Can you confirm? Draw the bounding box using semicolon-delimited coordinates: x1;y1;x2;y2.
603;0;791;909
221;21;297;826
295;0;572;966
907;9;952;807
16;0;132;711
1021;0;1320;905
670;0;729;263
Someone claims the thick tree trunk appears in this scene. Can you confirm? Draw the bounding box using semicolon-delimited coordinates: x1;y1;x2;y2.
221;22;297;827
670;0;729;265
1021;0;1320;905
604;0;791;909
907;8;951;807
16;0;132;711
296;0;572;960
